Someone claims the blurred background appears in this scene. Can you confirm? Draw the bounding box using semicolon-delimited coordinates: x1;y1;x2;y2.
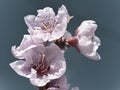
0;0;120;90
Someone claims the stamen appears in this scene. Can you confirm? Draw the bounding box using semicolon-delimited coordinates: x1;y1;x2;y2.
41;66;49;73
42;22;48;30
67;15;74;23
41;54;45;63
36;54;45;70
31;53;50;76
65;42;70;46
55;37;70;49
42;22;52;33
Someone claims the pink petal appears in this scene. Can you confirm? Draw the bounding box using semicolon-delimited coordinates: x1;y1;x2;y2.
29;29;51;42
57;5;71;23
24;15;37;30
63;31;72;39
45;43;65;63
11;35;37;59
49;5;69;41
48;61;66;79
30;69;50;87
9;60;31;78
78;36;101;60
37;7;55;17
24;44;45;63
76;20;101;60
47;76;69;90
49;23;67;41
77;20;97;37
45;44;66;79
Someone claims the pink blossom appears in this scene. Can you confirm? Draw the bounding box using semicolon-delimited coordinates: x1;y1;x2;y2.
68;20;101;60
24;5;71;42
10;43;66;87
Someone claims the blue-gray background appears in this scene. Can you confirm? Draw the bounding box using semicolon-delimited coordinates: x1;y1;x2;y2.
0;0;120;90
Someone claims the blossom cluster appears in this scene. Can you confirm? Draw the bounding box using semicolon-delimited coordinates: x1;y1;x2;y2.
10;5;101;90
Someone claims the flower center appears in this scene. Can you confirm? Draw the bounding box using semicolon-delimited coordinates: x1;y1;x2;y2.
36;15;56;33
32;54;50;76
41;22;53;33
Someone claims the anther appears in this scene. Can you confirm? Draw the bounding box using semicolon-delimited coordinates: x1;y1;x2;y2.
42;22;48;30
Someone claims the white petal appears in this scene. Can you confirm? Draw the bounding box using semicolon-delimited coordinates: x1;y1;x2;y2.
11;34;44;59
63;31;72;39
78;36;101;60
11;35;37;59
76;20;101;60
55;76;69;90
29;29;51;42
37;7;55;17
57;5;70;23
15;35;34;50
85;52;101;60
48;61;66;79
77;20;97;37
49;5;69;41
58;5;68;16
11;45;24;59
47;76;69;90
45;43;65;63
24;15;37;30
24;44;45;64
11;45;37;59
49;22;67;41
9;60;31;78
47;86;58;89
31;35;44;44
45;44;66;79
30;69;50;87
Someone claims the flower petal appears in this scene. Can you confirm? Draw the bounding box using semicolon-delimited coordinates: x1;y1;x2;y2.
47;76;69;90
78;36;101;60
24;44;45;63
45;43;65;63
9;60;31;78
37;7;55;17
47;75;79;90
11;45;37;59
11;34;44;59
28;29;51;42
57;5;71;23
49;5;69;41
76;20;97;37
16;35;34;50
63;31;72;39
49;23;67;41
48;60;66;79
30;69;50;87
76;20;101;60
24;15;37;30
45;44;66;79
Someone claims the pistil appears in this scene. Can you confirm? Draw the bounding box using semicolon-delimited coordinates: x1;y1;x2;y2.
32;54;50;76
